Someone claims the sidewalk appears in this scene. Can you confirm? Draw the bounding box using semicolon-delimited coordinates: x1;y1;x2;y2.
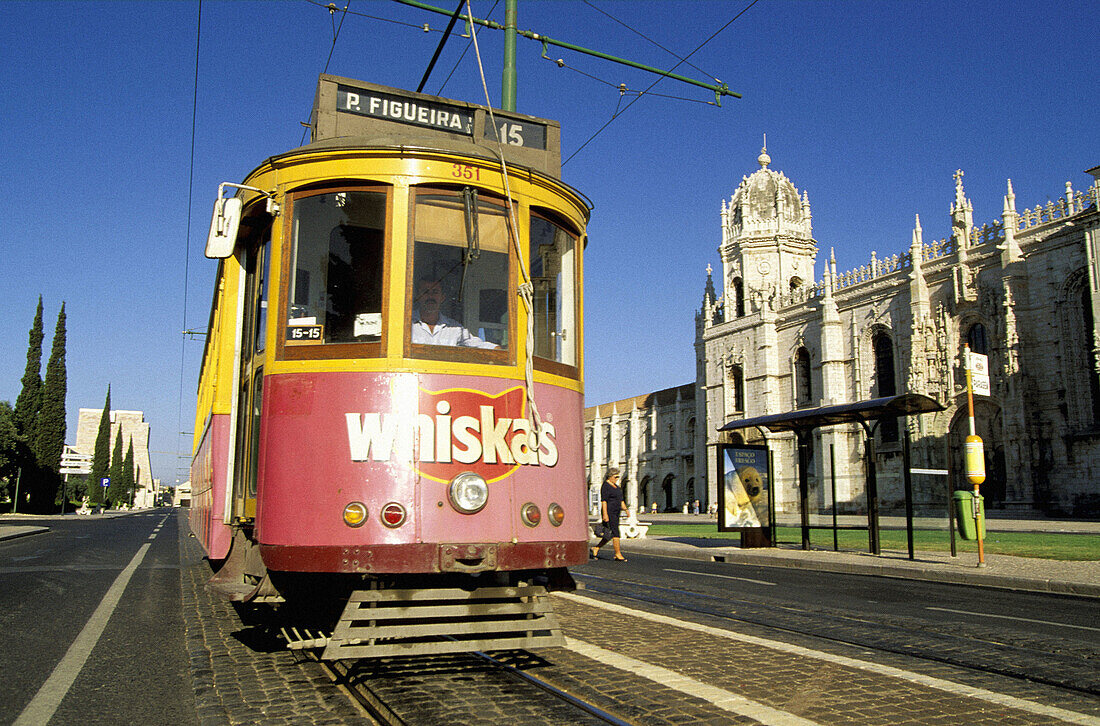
611;513;1100;598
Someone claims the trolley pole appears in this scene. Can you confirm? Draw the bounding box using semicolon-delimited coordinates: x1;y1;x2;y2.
963;344;986;567
501;0;517;111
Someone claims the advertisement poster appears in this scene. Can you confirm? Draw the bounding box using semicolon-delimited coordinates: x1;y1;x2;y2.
718;444;771;531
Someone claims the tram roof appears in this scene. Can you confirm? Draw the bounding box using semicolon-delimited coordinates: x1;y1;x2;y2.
717;393;945;434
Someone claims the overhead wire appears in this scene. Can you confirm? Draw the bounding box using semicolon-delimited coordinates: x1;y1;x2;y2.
436;0;500;97
581;0;719;83
300;1;352;145
176;0;203;485
563;0;760;167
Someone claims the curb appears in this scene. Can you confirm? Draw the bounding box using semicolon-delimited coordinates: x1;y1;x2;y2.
615;537;1100;598
0;526;50;542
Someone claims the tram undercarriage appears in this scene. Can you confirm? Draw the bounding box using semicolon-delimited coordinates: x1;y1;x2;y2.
206;527;576;659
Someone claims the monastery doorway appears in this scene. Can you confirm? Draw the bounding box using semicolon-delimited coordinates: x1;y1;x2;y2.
661;474;675;511
948;400;1006;506
639;475;653;513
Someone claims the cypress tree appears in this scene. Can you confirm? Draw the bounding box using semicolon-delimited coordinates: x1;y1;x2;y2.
121;438;136;507
31;304;67;511
87;387;111;506
14;297;44;441
106;432;124;507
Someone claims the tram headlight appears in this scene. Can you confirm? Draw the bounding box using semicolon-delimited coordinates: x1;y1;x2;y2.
548;503;565;526
448;472;488;514
343;502;368;528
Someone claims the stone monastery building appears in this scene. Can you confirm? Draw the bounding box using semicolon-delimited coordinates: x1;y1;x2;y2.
694;146;1100;518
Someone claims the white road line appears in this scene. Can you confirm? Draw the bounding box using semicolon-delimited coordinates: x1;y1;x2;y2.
556;591;1100;725
565;637;820;725
927;606;1100;633
14;539;154;726
664;567;776;586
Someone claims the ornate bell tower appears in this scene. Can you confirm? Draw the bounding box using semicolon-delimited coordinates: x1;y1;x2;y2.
719;140;817;318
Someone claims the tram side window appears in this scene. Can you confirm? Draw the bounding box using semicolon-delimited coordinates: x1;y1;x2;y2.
530;212;577;370
287;190;386;345
410;190;509;353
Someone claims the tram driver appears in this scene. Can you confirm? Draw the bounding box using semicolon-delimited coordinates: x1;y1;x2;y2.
411;277;498;349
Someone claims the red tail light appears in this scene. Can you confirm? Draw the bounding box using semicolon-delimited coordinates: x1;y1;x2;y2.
381;502;406;528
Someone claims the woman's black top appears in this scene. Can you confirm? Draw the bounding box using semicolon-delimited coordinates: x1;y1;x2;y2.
600;481;624;537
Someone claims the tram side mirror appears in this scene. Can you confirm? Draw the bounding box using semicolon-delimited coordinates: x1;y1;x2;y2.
206;196;242;259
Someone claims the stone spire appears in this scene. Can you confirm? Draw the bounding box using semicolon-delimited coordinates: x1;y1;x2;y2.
909;214;930;319
758;134;770;168
1000;179;1022;264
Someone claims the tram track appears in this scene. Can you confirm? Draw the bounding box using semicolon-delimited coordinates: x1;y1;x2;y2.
305;647;636;726
575;572;1100;699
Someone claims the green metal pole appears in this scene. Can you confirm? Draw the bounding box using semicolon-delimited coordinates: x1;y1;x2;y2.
502;0;517;111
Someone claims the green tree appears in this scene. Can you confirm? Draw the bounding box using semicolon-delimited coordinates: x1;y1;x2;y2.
86;387;111;506
13;297;43;441
29;304;67;511
0;402;29;505
120;437;135;506
106;432;124;507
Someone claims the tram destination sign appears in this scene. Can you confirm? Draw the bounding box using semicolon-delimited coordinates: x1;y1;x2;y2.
338;85;473;137
336;85;547;151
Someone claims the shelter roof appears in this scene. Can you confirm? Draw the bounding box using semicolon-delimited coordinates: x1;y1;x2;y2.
717;393;944;433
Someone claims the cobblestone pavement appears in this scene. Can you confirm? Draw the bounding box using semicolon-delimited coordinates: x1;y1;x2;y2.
178;517;374;726
162;511;1100;725
550;591;1100;725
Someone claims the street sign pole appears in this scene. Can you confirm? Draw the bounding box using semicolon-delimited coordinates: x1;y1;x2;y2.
964;345;987;568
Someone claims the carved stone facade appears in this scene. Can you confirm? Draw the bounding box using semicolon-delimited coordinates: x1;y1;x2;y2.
696;147;1100;517
584;384;697;514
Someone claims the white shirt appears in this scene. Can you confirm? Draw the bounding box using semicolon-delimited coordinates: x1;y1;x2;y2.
411;313;498;348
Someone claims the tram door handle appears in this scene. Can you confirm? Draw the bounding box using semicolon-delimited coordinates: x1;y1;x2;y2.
551;330;566;340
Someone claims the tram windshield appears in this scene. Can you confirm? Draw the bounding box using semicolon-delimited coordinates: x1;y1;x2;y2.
410;190;510;353
286;190;386;346
530;212;577;369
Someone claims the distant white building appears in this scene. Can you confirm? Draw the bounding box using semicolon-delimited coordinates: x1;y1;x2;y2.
585;384;698;514
696;146;1100;517
72;408;156;507
174;480;192;507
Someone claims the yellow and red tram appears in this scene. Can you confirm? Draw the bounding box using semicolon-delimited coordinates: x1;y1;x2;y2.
189;76;590;657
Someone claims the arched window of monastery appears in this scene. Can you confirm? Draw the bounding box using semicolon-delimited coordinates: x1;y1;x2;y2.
967;323;988;356
727;364;745;414
872;331;898;441
687;417;696;449
667;422;675;449
1061;271;1100;428
790;276;803;293
795;348;813;408
1082;287;1100;425
620;421;631;459
733;277;745;317
603;424;611;462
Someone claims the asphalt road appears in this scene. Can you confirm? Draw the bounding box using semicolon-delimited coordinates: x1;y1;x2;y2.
0;511;197;726
575;550;1100;695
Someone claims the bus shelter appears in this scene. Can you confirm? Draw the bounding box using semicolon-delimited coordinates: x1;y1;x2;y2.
717;393;945;554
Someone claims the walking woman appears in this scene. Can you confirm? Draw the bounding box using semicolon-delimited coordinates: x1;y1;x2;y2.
591;468;627;561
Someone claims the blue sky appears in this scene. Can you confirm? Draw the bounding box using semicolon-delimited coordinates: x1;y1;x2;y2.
1;0;1096;486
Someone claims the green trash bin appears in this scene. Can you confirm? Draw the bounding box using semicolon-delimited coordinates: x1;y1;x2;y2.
953;489;986;540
